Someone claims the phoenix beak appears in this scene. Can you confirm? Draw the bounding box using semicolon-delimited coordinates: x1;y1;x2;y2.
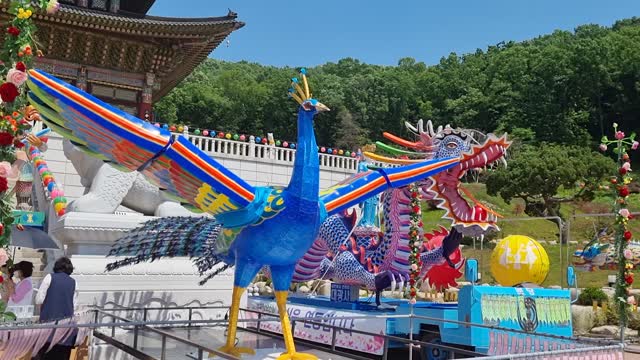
315;102;330;112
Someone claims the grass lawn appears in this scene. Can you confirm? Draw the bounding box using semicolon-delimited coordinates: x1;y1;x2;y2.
460;245;633;288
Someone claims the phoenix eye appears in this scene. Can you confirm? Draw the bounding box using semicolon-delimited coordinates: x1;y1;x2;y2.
446;142;458;149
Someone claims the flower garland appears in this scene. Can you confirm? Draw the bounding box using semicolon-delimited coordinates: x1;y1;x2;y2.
0;0;58;251
599;122;639;327
407;183;423;304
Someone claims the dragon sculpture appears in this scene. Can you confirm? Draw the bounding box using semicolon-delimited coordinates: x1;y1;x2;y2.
292;120;510;304
574;227;640;271
27;69;460;360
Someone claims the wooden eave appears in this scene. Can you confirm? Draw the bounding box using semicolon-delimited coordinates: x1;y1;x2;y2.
0;2;244;99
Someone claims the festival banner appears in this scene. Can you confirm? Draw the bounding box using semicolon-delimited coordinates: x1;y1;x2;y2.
244;297;386;355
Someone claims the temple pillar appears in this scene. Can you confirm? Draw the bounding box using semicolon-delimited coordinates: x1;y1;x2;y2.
77;66;87;91
139;72;153;122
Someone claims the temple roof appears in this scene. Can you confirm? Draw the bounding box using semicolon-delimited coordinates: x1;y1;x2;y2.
0;1;244;99
119;0;156;16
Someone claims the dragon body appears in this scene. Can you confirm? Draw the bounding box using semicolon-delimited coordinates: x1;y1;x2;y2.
292;120;510;299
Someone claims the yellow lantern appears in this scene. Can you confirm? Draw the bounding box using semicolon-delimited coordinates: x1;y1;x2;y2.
490;235;550;286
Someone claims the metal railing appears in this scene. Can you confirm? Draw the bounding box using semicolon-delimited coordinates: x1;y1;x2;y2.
94;309;238;360
176;132;365;172
0;302;617;360
95;304;624;360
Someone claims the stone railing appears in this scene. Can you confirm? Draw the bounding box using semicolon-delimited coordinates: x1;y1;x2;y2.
175;133;365;173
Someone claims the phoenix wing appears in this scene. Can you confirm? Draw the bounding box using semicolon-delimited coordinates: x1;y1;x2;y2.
321;157;459;216
27;69;255;215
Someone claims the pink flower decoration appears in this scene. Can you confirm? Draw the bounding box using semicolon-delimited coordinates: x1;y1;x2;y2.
616;131;626;140
411;263;418;271
625;249;634;260
0;248;8;267
623;162;631;171
6;68;27;86
620;208;631;218
0;161;11;178
633;141;639;150
599;144;607;151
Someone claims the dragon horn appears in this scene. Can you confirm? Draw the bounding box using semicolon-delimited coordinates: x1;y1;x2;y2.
405;120;419;135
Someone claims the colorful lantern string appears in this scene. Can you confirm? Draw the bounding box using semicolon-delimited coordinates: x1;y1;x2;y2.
30;146;67;217
162;123;357;156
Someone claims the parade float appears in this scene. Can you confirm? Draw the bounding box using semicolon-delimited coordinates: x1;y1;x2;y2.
27;67;463;359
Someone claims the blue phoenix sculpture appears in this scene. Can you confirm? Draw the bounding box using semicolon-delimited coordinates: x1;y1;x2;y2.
27;68;458;359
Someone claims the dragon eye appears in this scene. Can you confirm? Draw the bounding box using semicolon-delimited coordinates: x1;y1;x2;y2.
446;142;458;149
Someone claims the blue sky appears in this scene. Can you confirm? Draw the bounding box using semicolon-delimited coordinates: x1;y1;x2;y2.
149;0;640;67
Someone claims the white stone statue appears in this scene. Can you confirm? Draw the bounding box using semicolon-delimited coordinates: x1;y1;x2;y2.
62;139;197;217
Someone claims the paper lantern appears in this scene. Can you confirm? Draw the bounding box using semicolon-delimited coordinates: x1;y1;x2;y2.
169;125;176;132
240;135;246;141
261;138;268;144
255;137;262;143
233;134;239;140
338;149;344;155
54;202;65;213
276;140;281;146
225;133;232;140
282;141;289;148
47;182;55;192
290;143;296;149
202;130;209;136
154;123;160;128
194;129;201;135
178;126;184;133
320;147;326;153
210;131;217;138
218;132;225;138
490;235;550;286
327;148;332;154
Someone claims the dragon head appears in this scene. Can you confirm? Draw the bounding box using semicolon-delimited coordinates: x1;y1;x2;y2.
365;119;510;236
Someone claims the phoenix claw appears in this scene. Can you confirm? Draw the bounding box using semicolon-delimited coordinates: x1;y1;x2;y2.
277;351;318;360
214;345;255;357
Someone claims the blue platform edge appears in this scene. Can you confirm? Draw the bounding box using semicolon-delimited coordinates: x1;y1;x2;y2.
252;284;575;354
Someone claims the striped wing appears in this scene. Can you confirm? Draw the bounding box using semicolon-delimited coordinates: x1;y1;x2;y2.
321;157;459;216
27;69;256;215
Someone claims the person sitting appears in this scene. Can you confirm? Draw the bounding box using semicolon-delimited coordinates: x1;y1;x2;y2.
8;261;34;307
35;257;78;360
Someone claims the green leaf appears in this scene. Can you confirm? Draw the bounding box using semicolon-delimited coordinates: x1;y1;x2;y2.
2;311;16;321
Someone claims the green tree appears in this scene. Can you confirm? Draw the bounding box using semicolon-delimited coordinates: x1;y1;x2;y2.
485;144;616;219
